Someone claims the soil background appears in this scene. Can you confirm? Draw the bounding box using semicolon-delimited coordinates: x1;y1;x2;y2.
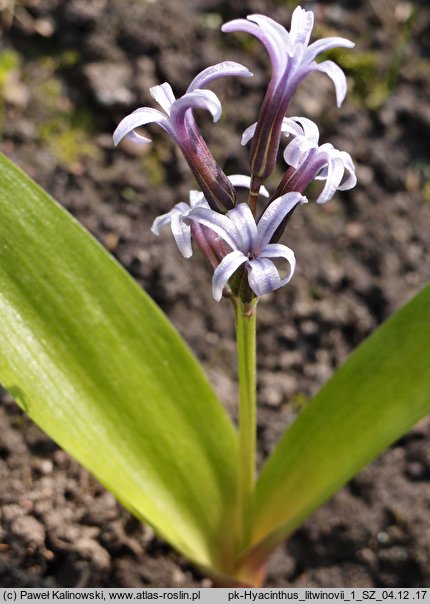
1;0;430;589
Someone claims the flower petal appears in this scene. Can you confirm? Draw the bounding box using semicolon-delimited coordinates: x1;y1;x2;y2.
280;118;306;139
226;204;258;253
187;61;253;92
248;14;290;68
316;156;346;204
151;201;194;258
305;37;355;64
312;60;348;107
151;213;175;236
170;213;193;258
249;14;290;47
290;6;314;47
259;242;296;287
151;202;190;235
212;250;248;301
259;184;270;198
312;143;333;180
317;148;356;191
227;174;252;189
247;257;282;296
170;89;222;123
337;152;357;190
241;122;257;145
227;174;269;197
113;107;170;146
149;83;176;115
257;192;307;248
287;116;320;143
186;207;241;250
189;190;207;207
222;17;286;78
283;135;316;168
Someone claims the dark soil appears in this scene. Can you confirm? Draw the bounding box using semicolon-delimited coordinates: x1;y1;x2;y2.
1;0;430;589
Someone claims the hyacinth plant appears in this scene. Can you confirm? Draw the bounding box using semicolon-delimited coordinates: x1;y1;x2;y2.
0;6;430;588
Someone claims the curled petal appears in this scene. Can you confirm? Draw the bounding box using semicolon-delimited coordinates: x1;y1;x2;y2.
187;61;253;92
113;107;170;146
186;207;241;250
290;6;314;47
212;250;248;301
313;60;348;107
257;192;307;248
170;89;222;123
316;157;346;204
242;122;257;145
315;149;357;195
287;116;320;143
338;171;357;191
248;14;291;54
227;204;258;254
305;37;355;64
149;83;176;115
313;144;334;179
283;135;317;168
151;202;190;232
170;214;193;258
151;201;193;258
227;174;269;197
151;212;176;236
151;203;193;258
280;118;306;139
318;142;335;154
259;243;296;287
222;17;286;78
247;257;283;296
248;15;291;76
337;152;357;190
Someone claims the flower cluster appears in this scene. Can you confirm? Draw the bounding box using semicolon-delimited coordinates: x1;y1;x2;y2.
114;6;356;303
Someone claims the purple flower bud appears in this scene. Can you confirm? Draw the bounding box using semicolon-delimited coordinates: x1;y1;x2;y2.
113;62;253;213
223;7;354;180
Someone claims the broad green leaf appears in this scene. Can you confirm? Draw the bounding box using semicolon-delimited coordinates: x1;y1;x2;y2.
250;283;430;558
0;153;238;572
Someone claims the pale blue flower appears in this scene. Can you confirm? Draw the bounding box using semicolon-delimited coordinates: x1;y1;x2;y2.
279;116;357;203
113;62;253;212
244;116;356;204
222;7;354;179
187;192;307;300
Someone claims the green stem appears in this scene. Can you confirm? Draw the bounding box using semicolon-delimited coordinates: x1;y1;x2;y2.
235;296;258;553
